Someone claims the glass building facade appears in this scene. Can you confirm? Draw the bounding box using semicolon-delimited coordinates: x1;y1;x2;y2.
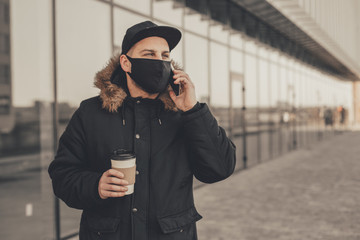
0;0;355;239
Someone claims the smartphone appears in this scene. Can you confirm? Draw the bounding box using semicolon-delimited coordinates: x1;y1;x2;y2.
169;68;180;96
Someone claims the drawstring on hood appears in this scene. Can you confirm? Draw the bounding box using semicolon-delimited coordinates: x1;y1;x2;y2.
156;102;162;125
94;52;182;126
122;98;127;126
120;96;162;126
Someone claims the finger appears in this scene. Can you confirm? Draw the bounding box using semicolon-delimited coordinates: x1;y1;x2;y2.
107;177;129;185
101;182;128;192
108;191;126;197
104;169;112;177
174;77;187;84
173;73;183;78
175;77;192;88
179;77;195;88
173;72;189;79
169;90;176;100
102;190;126;198
108;169;124;178
180;73;193;85
103;184;128;192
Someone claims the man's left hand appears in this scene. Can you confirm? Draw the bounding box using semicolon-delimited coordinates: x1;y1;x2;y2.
169;69;197;112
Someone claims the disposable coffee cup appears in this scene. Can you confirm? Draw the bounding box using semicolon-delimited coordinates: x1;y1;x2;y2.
111;149;136;195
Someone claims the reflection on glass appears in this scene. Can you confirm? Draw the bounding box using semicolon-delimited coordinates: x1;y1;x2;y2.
259;58;269;108
230;49;243;74
114;0;150;15
57;0;111;108
209;23;228;44
209;41;229;137
244;53;257;108
210;42;228;107
56;0;111;237
1;0;54;239
153;1;182;27
269;61;278;107
185;33;208;103
230;33;244;48
184;12;208;37
113;8;148;50
231;78;242;130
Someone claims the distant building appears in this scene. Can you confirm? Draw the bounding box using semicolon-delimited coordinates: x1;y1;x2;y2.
0;0;14;134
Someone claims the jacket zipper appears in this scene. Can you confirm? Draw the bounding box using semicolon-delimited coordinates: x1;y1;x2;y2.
131;105;135;240
147;116;152;240
147;162;150;240
131;193;135;240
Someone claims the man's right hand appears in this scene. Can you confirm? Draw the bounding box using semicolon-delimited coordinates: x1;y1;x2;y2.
98;169;129;199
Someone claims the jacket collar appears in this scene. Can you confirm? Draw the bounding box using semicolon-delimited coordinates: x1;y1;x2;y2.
93;52;181;113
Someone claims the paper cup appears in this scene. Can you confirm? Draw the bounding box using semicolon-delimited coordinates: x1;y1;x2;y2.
111;150;136;195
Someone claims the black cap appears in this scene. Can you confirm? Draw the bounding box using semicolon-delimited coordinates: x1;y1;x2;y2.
121;20;182;54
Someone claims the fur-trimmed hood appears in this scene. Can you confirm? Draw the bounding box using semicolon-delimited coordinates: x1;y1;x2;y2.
93;52;182;114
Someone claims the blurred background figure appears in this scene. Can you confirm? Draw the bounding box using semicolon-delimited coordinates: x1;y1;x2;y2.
324;107;333;127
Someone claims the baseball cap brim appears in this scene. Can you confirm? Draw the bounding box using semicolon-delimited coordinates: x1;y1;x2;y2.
125;25;182;54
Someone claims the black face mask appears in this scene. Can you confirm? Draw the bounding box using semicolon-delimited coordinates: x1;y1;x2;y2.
125;54;171;94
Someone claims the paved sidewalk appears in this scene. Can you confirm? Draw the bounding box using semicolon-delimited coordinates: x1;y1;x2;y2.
194;131;360;240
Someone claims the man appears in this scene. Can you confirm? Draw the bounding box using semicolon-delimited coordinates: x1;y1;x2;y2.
48;20;236;240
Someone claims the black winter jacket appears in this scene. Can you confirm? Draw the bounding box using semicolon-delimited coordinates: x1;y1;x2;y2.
48;53;236;240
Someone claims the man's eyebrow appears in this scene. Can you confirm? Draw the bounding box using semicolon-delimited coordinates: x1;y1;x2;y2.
139;49;170;54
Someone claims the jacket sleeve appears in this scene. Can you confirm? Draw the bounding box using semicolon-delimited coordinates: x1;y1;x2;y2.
181;102;236;183
48;101;110;210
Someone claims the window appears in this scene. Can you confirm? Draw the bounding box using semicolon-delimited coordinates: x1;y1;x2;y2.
56;0;112;237
209;23;228;44
209;41;230;131
113;8;148;53
259;58;269;108
230;49;243;73
0;95;10;114
210;41;229;107
0;34;10;54
0;64;10;84
0;3;10;24
268;61;278;107
114;0;150;15
153;1;182;27
57;0;111;107
184;13;208;37
244;53;257;108
185;33;208;103
4;3;9;24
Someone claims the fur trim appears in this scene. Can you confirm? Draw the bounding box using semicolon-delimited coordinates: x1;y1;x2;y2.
93;52;182;113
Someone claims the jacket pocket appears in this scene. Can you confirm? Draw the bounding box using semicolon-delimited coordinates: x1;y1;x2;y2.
81;211;121;237
157;206;203;234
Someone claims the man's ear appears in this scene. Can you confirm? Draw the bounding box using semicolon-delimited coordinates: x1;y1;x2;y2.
120;54;131;73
